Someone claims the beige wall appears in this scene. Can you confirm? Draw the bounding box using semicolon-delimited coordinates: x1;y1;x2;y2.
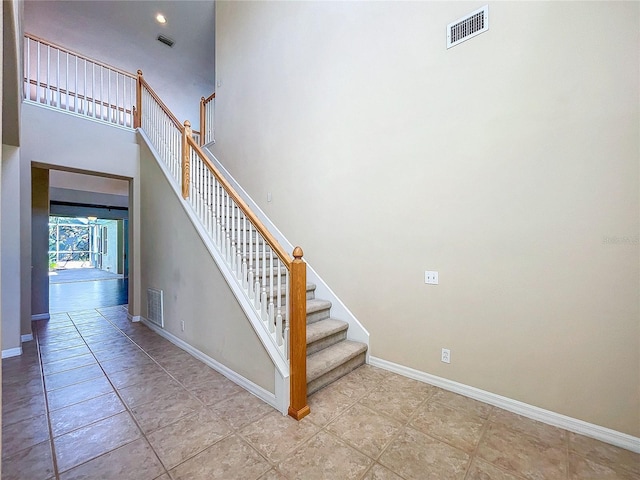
139;140;275;393
31;167;49;319
1;145;22;350
214;1;640;435
49;171;129;197
20;103;142;319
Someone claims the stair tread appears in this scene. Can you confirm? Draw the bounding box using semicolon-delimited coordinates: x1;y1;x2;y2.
307;319;348;344
307;298;331;313
307;340;368;383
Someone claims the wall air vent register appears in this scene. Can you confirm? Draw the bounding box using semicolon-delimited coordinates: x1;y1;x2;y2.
147;288;164;328
447;5;489;49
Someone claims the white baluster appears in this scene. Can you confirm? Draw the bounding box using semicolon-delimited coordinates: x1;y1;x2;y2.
276;311;283;347
268;249;275;333
115;73;119;124
63;51;67;109
261;236;268;322
36;42;40;102
46;45;51;105
215;181;221;246
74;54;78;112
248;223;253;292
206;170;211;235
242;214;247;288
253;234;260;307
277;258;282;345
92;63;96;116
231;201;236;271
223;191;229;260
284;325;290;360
236;210;242;280
57;49;60;108
285;270;290;350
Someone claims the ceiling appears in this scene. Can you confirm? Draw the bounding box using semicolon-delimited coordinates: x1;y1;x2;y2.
23;0;216;125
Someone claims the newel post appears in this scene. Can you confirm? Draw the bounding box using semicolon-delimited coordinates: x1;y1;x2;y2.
199;96;206;146
181;120;192;199
135;70;143;128
288;246;310;420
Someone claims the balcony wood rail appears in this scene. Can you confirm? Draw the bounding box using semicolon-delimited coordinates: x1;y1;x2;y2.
199;92;216;145
136;71;308;420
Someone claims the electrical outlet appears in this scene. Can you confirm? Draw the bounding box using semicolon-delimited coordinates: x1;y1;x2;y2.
425;271;439;285
441;348;450;364
181;321;185;332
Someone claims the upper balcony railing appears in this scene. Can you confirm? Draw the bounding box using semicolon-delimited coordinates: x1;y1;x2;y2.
23;33;136;128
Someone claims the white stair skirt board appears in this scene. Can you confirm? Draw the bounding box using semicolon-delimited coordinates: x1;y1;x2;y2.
2;347;23;359
21;334;34;342
369;356;640;454
140;316;287;415
127;314;142;323
202;146;370;353
31;313;50;321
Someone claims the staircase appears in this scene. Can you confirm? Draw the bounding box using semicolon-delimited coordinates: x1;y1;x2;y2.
22;34;368;416
238;221;368;396
304;283;367;394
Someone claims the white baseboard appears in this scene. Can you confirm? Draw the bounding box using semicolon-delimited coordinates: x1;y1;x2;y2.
21;334;34;343
138;316;281;412
2;347;22;359
369;356;640;454
31;313;50;321
127;314;141;323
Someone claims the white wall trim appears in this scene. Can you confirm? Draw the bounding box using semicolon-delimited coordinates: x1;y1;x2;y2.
21;334;34;342
203;147;370;353
2;347;23;358
31;313;50;321
139;316;284;413
369;356;640;453
127;314;141;323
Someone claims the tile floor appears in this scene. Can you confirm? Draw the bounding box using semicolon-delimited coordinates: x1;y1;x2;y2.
2;305;639;480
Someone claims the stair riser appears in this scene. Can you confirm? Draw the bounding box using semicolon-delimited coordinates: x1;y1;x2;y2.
307;330;347;356
307;352;366;395
306;307;331;325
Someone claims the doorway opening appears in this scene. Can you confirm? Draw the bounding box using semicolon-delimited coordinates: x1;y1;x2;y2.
48;214;128;313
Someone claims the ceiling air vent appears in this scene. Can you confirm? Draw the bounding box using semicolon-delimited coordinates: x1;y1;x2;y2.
147;288;164;328
447;5;489;49
157;35;175;48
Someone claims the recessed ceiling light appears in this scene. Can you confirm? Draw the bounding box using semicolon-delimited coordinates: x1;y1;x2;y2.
156;13;167;24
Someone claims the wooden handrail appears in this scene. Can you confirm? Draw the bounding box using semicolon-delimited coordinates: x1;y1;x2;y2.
185;135;293;267
25;33;136;79
203;92;216;105
137;71;183;131
25;78;133;115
